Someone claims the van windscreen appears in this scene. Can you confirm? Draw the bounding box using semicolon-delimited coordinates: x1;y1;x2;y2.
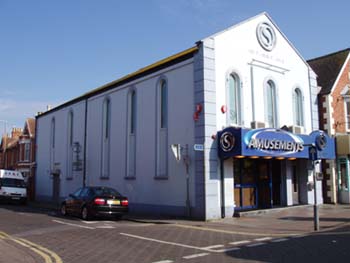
0;178;26;188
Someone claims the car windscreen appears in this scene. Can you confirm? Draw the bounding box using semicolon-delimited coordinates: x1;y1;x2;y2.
0;178;26;188
93;187;122;197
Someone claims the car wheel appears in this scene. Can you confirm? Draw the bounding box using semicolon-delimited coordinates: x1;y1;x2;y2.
81;206;90;220
61;203;68;216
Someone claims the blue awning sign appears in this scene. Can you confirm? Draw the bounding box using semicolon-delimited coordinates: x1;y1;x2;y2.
217;127;335;160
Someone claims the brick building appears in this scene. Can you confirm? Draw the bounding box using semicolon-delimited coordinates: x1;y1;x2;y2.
0;118;36;200
308;48;350;204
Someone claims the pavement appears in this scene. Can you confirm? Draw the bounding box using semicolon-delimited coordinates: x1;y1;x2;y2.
29;201;350;236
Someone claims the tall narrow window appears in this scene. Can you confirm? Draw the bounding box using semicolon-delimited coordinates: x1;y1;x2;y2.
156;79;168;178
293;88;304;126
66;110;74;179
265;80;277;128
50;118;55;170
127;90;137;178
345;99;350;131
227;73;241;125
160;81;168;128
101;98;110;178
24;143;30;161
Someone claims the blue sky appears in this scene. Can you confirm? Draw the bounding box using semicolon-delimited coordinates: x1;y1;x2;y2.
0;0;349;133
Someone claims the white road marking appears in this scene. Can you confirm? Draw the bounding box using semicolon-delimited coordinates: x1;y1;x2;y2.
246;242;266;247
120;233;209;251
255;237;272;241
152;260;173;263
96;226;115;229
80;220;99;224
52;220;95;229
216;247;241;253
229;240;250;245
183;253;210;259
201;244;224;249
271;238;289;243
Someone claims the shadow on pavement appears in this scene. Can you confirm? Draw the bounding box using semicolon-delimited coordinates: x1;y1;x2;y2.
224;224;350;262
279;216;350;223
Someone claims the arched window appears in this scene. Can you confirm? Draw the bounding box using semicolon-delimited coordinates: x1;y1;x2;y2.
156;78;168;178
50;117;55;170
127;89;137;178
51;118;55;149
101;98;110;178
293;88;304;126
227;73;241;125
66;110;73;179
160;80;168;129
265;80;277;128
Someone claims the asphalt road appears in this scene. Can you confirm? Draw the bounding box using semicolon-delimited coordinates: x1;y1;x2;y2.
0;204;350;263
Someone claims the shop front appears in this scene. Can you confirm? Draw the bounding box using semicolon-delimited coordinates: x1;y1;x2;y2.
218;127;335;211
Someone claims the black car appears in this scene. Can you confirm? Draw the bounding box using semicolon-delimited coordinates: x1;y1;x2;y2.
60;186;128;220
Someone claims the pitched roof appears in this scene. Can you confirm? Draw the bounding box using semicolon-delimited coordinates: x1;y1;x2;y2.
25;118;36;137
308;48;350;95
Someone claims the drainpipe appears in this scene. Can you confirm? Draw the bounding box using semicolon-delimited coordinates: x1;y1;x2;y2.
220;159;225;218
83;99;88;187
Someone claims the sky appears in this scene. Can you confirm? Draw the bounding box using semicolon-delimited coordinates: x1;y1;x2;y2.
0;0;349;134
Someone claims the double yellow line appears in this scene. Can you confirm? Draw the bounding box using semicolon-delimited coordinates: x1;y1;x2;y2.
0;231;62;263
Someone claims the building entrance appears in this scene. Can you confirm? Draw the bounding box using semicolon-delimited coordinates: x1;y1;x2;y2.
234;158;282;210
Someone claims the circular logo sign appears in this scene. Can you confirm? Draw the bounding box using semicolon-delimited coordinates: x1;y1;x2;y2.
220;132;235;152
256;22;276;51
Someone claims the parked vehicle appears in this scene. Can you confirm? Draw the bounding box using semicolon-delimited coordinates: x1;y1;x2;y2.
60;186;129;220
0;169;27;204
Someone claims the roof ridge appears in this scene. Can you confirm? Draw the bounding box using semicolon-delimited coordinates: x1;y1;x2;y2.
307;48;350;62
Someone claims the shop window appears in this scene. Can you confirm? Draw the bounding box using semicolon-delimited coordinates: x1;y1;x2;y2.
126;89;136;178
156;78;168;178
227;73;242;125
101;98;111;179
265;80;278;128
293;88;304;126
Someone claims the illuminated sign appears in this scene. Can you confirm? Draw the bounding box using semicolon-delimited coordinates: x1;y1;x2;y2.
244;128;304;156
220;131;235;152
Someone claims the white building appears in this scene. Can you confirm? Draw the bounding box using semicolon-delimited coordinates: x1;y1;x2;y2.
35;13;335;220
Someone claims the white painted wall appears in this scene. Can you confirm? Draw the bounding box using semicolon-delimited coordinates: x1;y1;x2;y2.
212;14;311;132
36;59;196;215
36;101;86;200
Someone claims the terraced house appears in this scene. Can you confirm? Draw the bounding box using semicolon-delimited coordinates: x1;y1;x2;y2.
309;48;350;204
35;13;335;220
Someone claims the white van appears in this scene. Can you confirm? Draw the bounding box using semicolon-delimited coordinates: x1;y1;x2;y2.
0;169;27;204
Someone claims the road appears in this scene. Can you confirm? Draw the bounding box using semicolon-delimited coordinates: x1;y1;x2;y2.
0;204;350;262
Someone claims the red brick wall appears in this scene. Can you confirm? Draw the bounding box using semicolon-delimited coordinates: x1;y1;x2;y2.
331;60;350;133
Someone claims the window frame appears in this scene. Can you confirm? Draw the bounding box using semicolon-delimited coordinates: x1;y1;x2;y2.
100;97;111;179
226;72;242;126
293;87;304;127
264;79;278;128
155;77;169;179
